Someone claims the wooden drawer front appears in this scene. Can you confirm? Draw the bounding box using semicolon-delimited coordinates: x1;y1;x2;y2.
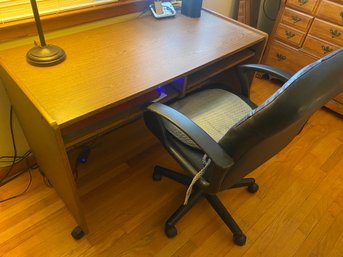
281;7;313;31
264;41;316;74
275;23;306;46
316;0;343;25
303;35;340;57
309;18;343;45
286;0;320;14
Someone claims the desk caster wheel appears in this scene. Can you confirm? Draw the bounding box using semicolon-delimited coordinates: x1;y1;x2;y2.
71;226;85;240
165;225;177;238
152;170;162;181
233;233;246;246
247;183;259;193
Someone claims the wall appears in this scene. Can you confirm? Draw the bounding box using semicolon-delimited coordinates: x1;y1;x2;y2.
203;0;235;17
203;0;280;34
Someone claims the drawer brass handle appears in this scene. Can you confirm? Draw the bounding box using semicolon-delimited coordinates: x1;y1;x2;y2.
298;0;308;6
340;11;343;21
330;29;341;38
321;45;333;54
276;53;287;61
291;15;301;23
285;30;295;39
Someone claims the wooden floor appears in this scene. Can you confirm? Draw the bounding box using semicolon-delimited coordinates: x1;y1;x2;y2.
1;78;343;257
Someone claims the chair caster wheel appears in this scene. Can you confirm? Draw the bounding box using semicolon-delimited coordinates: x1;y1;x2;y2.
247;183;259;193
152;171;162;181
233;233;246;246
71;225;85;240
165;225;177;238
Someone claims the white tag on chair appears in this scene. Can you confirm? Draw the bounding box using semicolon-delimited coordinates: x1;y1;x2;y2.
183;155;211;205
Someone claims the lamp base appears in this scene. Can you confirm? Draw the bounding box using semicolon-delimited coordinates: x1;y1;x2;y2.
26;44;66;66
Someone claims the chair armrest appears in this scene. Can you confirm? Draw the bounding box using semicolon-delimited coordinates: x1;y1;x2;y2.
146;102;234;170
237;63;292;97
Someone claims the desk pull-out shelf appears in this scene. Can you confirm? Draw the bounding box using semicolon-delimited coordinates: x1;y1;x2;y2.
62;49;256;149
61;86;180;149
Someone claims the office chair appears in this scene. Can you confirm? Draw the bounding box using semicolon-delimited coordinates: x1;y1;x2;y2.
143;48;343;246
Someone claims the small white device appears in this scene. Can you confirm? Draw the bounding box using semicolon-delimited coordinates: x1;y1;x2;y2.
150;1;176;19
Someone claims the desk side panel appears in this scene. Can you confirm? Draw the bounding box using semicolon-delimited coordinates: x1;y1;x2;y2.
0;66;88;233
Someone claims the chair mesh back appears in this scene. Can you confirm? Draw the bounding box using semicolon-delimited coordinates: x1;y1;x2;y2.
218;48;343;189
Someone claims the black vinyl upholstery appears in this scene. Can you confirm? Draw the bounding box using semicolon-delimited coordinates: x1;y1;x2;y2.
143;48;343;245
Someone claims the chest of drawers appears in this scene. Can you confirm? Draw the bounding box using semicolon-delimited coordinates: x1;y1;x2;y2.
262;0;343;115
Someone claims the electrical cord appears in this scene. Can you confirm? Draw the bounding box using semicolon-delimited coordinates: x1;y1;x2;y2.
0;168;33;203
0;107;33;185
73;146;91;181
0;151;31;163
71;135;99;182
0;106;37;203
0;161;37;187
0;106;17;184
71;115;142;181
37;168;53;188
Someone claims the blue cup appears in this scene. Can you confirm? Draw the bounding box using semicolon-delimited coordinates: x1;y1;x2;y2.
181;0;203;18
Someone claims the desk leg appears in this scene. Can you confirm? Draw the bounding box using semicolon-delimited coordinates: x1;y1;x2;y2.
1;71;88;238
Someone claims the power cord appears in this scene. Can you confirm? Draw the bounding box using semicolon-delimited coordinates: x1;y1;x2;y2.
0;106;36;203
0;160;37;186
70;115;142;181
0;150;32;183
0;151;31;164
0;168;33;203
38;168;53;188
73;146;91;181
0;106;17;184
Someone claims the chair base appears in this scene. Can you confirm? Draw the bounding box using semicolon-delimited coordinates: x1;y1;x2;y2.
153;165;259;246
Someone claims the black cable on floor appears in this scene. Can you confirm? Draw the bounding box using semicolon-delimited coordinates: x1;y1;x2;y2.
0;168;33;203
0;106;17;184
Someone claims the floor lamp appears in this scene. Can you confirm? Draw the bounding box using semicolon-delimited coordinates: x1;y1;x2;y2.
26;0;66;66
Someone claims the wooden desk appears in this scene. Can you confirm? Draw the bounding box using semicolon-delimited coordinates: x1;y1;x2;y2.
0;9;267;238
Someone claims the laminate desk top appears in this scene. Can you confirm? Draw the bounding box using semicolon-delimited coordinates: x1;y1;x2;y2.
0;10;266;129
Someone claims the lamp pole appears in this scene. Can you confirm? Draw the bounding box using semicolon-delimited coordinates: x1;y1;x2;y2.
26;0;66;66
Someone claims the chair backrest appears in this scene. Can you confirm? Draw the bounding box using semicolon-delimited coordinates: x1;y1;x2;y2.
218;48;343;189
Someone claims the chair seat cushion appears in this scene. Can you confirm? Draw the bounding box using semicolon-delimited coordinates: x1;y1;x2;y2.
164;89;253;149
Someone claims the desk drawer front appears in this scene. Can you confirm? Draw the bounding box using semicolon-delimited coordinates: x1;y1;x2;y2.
303;34;340;57
281;7;313;31
316;0;343;25
286;0;320;14
275;23;306;46
309;18;343;45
